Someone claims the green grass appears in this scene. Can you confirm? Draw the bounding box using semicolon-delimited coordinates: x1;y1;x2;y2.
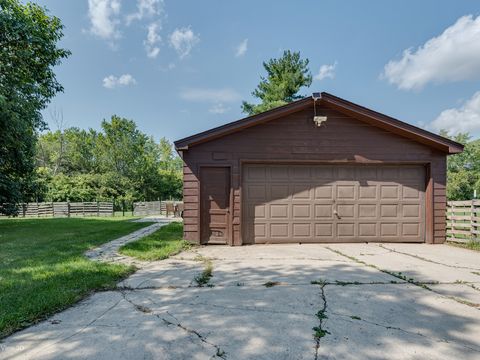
0;217;152;338
447;240;480;252
119;222;189;261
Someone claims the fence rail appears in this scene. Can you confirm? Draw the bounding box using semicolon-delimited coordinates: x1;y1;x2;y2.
1;201;114;218
446;200;480;243
133;200;183;217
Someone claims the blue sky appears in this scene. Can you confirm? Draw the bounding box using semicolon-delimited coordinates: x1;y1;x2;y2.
35;0;480;141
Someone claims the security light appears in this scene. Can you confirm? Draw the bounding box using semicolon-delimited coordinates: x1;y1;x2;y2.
312;93;327;127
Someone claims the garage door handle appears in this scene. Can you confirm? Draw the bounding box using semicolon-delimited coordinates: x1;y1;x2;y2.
333;209;340;218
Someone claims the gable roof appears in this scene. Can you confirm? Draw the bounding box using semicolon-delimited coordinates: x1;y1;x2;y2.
174;92;464;154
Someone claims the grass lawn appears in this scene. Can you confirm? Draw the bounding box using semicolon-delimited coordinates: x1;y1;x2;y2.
119;222;189;261
0;217;152;338
447;240;480;252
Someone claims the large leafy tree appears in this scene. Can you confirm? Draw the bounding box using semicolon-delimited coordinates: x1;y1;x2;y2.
440;131;480;200
0;0;70;214
35;116;183;203
242;50;312;116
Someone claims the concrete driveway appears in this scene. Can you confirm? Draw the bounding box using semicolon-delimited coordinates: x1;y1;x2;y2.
2;243;480;360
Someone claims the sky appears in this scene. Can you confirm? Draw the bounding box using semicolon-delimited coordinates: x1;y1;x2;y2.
34;0;480;142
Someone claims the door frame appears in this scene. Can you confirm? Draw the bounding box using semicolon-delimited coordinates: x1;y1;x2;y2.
198;164;233;245
239;159;432;245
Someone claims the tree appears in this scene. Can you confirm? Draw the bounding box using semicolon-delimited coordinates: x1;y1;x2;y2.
242;50;312;116
0;0;70;214
34;116;183;203
440;131;480;200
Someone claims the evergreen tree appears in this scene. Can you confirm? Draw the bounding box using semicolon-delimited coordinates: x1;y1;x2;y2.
242;50;312;115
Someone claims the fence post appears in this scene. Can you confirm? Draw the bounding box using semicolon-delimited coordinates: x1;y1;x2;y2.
451;202;455;240
473;200;478;242
97;201;100;217
67;201;70;218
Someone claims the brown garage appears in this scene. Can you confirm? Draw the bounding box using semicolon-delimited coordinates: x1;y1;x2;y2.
174;92;463;246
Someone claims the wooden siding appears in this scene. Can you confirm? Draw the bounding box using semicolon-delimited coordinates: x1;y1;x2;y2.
181;106;447;245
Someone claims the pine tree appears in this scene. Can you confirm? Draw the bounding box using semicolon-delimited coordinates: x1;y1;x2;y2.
242;50;312;115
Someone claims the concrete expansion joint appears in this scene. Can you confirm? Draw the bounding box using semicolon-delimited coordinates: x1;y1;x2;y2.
185;301;313;317
378;244;480;271
331;311;480;353
161;316;227;359
325;247;480;309
119;290;227;359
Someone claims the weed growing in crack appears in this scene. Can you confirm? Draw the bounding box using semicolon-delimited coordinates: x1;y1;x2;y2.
236;282;245;287
194;260;213;287
216;349;226;358
311;280;329;359
472;271;480;276
263;281;280;288
350;315;361;320
313;326;330;339
335;280;361;286
316;310;328;320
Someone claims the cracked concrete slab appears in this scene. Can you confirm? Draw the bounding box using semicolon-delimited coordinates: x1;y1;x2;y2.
319;284;480;360
118;258;205;289
2;243;480;360
209;258;395;286
327;243;480;284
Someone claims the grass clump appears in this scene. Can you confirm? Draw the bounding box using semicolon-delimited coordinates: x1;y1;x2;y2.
447;240;480;252
119;222;189;261
0;217;151;338
194;260;213;287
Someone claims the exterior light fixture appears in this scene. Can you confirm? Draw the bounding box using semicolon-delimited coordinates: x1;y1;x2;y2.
312;92;327;127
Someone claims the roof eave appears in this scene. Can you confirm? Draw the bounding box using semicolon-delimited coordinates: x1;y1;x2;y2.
319;92;464;155
174;97;311;150
174;92;464;155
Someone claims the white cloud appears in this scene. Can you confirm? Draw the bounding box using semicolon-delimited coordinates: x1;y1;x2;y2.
88;0;121;40
159;62;176;71
144;22;161;58
235;39;248;57
209;103;230;114
102;74;137;89
314;62;337;81
169;27;200;59
428;91;480;136
126;0;163;25
181;88;241;115
180;88;241;103
383;15;480;90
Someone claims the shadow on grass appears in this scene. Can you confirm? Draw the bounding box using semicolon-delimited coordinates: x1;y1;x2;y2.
0;217;151;338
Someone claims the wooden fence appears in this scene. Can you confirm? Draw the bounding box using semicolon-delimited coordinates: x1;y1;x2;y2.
1;201;114;218
446;200;480;243
133;200;183;217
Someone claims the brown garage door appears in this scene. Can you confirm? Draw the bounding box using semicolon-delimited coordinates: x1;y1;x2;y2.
242;164;425;244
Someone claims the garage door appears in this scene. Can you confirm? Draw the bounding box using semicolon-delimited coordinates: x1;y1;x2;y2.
242;164;425;243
